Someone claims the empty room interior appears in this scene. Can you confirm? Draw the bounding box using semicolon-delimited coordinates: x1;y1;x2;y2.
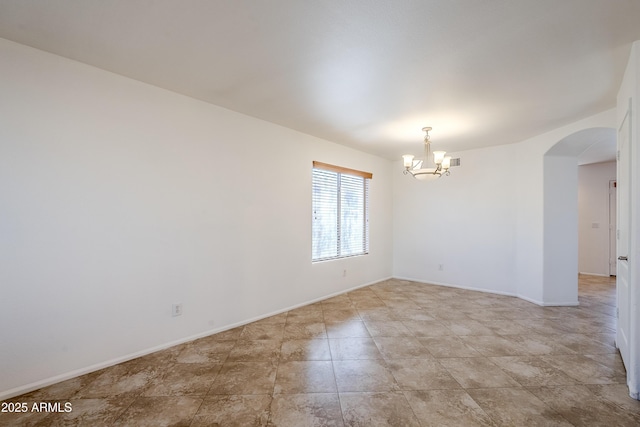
2;1;640;426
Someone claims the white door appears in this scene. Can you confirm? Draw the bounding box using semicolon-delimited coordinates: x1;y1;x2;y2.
609;180;617;276
616;101;631;370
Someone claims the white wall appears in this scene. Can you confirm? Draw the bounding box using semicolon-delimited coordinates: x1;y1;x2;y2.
578;162;616;276
392;110;616;305
542;155;579;305
393;143;518;295
0;39;393;398
513;136;545;304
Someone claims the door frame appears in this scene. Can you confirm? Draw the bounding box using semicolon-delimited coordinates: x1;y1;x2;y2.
609;179;617;276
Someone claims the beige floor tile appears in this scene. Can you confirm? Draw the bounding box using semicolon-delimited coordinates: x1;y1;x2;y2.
240;323;286;341
321;299;355;312
125;347;182;370
491;307;538;320
351;299;387;310
18;371;101;400
354;296;389;307
438;357;521;389
386;358;461;390
226;339;282;362
339;391;421;426
506;334;576;355
175;340;235;363
418;336;482;358
48;397;132;427
488;356;578;386
285;308;325;324
333;359;399;392
587;384;640;414
209;362;277;395
323;308;361;322
464;310;507;322
274;361;336;394
116;396;202;426
142;363;221;396
540;354;626;384
403;389;495;427
401;320;454;337
559;319;616;335
428;309;474;321
191;394;271;426
585;352;628;377
476;319;532;335
589;331;617;347
76;364;161;399
555;333;618;354
372;336;432;359
513;319;569;335
459;335;527;356
325;320;371;338
283;322;327;339
329;337;383;360
357;307;398;321
0;399;56;426
528;385;640;426
468;387;572;426
438;319;495;336
391;309;435;321
280;339;332;361
383;300;423;311
268;393;344;427
363;320;413;337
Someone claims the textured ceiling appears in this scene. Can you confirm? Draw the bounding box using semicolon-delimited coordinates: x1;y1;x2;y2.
1;0;639;161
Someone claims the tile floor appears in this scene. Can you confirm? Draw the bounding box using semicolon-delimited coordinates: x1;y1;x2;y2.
2;274;640;426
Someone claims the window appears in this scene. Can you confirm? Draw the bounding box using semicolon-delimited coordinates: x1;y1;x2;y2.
312;161;372;262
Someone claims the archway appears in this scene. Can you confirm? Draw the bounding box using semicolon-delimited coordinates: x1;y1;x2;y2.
543;127;616;305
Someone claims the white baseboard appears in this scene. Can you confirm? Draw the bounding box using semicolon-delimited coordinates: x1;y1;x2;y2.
393;276;581;307
516;293;579;307
578;272;611;277
392;276;517;298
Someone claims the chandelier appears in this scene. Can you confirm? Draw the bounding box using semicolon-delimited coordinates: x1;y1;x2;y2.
402;127;451;180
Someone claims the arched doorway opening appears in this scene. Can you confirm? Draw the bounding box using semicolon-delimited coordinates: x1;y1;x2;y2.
543;127;616;305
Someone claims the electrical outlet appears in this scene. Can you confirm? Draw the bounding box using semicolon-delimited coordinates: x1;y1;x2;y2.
172;303;183;317
343;269;347;277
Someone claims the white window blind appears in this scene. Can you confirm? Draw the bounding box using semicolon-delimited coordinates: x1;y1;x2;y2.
312;162;371;262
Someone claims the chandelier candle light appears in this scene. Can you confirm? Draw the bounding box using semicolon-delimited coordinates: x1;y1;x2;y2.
402;127;451;180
